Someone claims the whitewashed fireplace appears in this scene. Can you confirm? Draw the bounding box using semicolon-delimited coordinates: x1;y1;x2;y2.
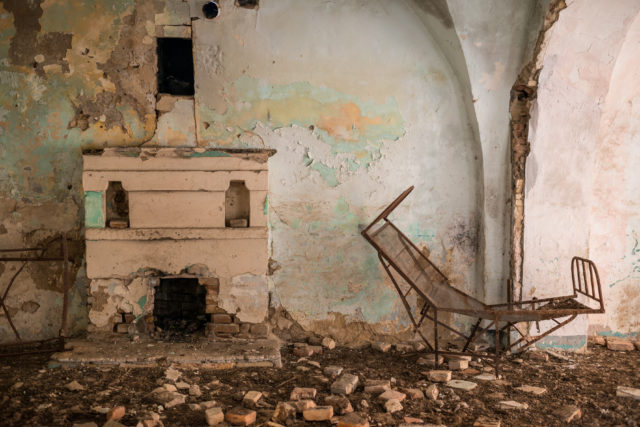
82;147;274;338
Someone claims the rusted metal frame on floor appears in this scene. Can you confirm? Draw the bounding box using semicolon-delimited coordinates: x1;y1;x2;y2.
377;253;498;369
0;234;71;355
507;314;578;353
378;254;433;351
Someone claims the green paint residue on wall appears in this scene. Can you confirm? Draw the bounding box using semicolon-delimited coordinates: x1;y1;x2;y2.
263;195;269;215
311;162;339;187
138;295;147;310
198;76;405;186
84;191;105;228
189;150;232;157
406;223;436;242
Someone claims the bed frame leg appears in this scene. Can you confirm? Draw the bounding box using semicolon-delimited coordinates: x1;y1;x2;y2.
434;309;439;369
494;316;500;378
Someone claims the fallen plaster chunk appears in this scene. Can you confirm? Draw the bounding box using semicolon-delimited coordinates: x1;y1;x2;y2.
164;367;181;381
384;398;403;413
545;349;572;361
515;385;546;395
474;374;499;381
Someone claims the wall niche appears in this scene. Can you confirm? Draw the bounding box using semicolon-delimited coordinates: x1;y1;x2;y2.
225;181;250;228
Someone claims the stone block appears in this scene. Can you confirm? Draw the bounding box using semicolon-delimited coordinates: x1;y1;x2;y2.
324;395;353;415
303;406;333;421
243;391;262;406
291;399;316;413
107;406;125;421
115;323;129;334
212;323;240;334
425;384;438;400
337;413;370;427
379;390;406;402
417;354;444;367
225;407;256;425
496;401;528;410
229;218;248;228
290;387;317;401
403;388;424;400
384;399;402;413
212;313;232;324
331;374;359;395
205;407;225;425
394;343;413;353
448;359;469;370
553;405;581;423
364;379;390;394
272;402;296;423
372;342;392;352
250;323;269;337
322;337;336;350
324;366;343;377
607;337;634;351
589;335;606;346
427;370;451;383
293;346;313;357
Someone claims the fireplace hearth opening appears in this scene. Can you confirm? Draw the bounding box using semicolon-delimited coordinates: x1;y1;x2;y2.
153;277;209;339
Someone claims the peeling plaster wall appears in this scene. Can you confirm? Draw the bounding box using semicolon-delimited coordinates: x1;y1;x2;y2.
0;0;157;342
0;0;545;344
525;0;640;345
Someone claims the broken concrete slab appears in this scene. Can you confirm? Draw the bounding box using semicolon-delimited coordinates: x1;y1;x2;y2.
445;380;477;391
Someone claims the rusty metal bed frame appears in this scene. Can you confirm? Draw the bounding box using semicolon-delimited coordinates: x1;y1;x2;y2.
0;234;72;356
362;186;605;375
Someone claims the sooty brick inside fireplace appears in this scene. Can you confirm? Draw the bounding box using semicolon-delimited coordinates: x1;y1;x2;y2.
153;277;210;338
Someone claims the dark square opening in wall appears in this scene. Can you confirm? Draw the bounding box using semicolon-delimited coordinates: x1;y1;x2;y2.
157;38;194;96
153;278;209;336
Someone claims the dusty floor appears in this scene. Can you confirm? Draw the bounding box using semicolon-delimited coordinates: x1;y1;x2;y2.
0;342;638;426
